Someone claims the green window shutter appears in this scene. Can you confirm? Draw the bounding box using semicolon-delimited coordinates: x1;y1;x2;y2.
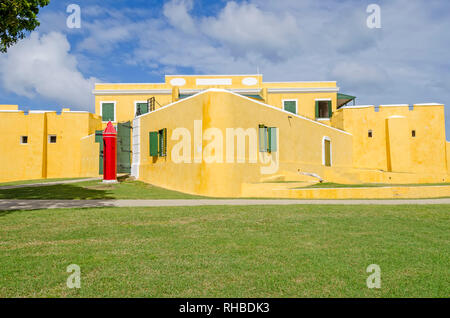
137;103;149;115
283;101;296;114
159;128;167;157
328;101;332;118
95;130;103;143
268;127;277;152
149;131;158;156
102;103;115;122
315;101;319;118
259;125;268;152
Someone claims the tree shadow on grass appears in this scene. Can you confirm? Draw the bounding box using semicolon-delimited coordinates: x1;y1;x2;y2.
0;183;115;200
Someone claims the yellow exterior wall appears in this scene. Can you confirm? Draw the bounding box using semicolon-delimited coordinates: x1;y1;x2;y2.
2;75;448;197
335;104;448;175
94;75;338;128
137;90;353;197
0;105;19;111
80;134;100;177
0;110;101;183
241;183;450;199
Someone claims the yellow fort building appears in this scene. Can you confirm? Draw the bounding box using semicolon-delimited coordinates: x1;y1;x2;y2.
1;74;449;198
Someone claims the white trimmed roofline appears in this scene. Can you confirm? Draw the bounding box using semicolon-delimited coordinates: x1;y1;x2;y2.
165;74;262;77
93;87;340;95
339;103;444;110
93;89;172;95
135;88;352;136
264;81;337;84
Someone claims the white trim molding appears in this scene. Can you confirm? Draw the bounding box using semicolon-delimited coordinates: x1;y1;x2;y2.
379;104;409;107
268;87;339;93
322;136;332;166
339;105;374;110
93;89;172;95
100;101;117;123
131;117;141;179
282;99;298;114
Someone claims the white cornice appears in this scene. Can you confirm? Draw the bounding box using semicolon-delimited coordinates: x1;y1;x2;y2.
267;87;339;93
92;89;172;95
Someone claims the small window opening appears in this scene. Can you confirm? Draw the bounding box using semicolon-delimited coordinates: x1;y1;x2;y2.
412;130;416;137
49;135;57;143
368;130;373;138
21;136;28;144
318;101;329;118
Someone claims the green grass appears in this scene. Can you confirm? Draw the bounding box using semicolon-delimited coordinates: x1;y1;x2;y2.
304;182;450;188
0;180;205;200
0;178;86;187
0;204;448;297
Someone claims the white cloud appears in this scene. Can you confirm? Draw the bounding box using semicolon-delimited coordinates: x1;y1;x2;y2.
0;32;97;110
200;1;300;60
163;0;196;34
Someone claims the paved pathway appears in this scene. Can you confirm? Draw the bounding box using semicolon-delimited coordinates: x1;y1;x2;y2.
1;198;449;211
0;178;101;190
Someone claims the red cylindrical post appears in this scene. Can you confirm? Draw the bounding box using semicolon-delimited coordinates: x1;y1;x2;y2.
103;121;117;183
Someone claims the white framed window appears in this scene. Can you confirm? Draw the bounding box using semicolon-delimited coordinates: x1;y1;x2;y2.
322;136;332;166
100;101;116;123
48;135;57;144
315;98;332;119
20;136;28;144
134;100;149;117
282;99;297;114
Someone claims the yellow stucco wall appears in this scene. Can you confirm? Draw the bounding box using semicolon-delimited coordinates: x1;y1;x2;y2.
94;75;338;128
335;104;448;175
136;89;353;197
80;134;100;178
241;183;450;199
0;110;102;182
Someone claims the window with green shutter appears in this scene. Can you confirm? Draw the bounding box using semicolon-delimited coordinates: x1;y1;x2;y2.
316;100;331;119
149;129;167;157
158;128;167;157
268;127;277;152
136;102;149;116
259;125;277;153
283;100;297;114
101;103;115;122
259;124;268;152
149;131;158;156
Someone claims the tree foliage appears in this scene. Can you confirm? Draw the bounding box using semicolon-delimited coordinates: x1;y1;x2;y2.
0;0;50;53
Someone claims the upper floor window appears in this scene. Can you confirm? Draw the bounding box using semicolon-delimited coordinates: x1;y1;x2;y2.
283;99;297;114
20;136;28;144
315;100;332;119
48;135;57;143
368;130;373;138
101;102;116;122
412;130;416;137
135;101;149;116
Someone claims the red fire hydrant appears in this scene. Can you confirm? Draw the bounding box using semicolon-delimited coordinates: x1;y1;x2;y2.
103;121;117;183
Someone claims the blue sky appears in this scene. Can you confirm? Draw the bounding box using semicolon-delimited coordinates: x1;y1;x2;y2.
0;0;449;138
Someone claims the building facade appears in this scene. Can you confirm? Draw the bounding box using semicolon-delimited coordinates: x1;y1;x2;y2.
1;74;449;198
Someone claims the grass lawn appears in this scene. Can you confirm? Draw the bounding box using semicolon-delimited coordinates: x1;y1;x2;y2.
0;180;205;200
0;204;448;297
